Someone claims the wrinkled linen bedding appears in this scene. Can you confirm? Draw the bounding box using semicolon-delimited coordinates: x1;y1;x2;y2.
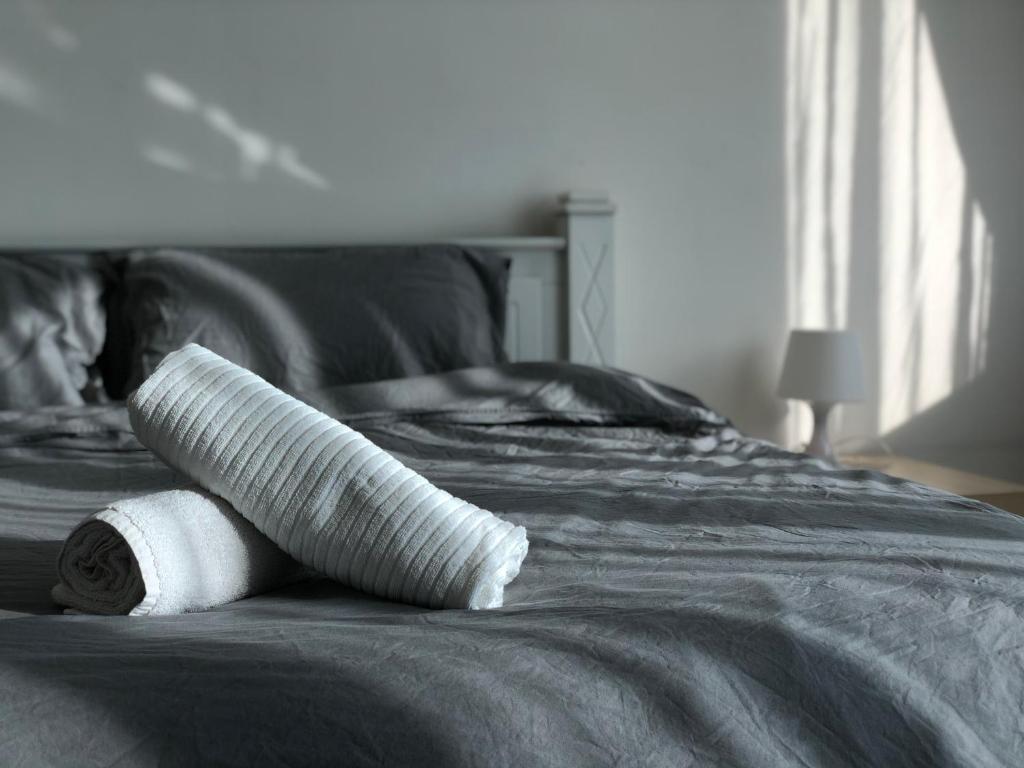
1;363;1023;767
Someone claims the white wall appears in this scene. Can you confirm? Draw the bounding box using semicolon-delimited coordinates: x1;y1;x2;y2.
1;1;1021;475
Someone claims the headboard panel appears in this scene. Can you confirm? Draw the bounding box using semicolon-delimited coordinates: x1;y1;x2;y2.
451;237;567;362
8;191;615;366
456;191;616;365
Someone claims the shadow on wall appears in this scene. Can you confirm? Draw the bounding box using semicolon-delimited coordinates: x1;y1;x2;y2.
783;0;1023;477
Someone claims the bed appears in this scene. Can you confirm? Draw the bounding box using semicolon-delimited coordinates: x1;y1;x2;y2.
1;194;1023;767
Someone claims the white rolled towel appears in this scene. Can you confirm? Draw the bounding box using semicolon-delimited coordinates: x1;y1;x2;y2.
127;344;529;610
52;488;301;616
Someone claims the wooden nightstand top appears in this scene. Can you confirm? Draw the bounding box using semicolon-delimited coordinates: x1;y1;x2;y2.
840;454;1024;516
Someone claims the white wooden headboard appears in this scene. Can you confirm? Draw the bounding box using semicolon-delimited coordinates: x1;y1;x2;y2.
455;191;616;365
10;190;615;366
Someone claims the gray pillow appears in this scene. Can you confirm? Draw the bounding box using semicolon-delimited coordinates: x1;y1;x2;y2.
0;253;108;410
102;246;509;398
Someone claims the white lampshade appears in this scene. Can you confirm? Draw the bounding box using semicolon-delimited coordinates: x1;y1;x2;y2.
778;329;865;403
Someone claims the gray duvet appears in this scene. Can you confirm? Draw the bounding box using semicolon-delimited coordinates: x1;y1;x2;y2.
1;363;1022;767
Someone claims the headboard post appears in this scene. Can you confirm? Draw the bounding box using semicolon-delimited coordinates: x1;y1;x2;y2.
559;192;616;366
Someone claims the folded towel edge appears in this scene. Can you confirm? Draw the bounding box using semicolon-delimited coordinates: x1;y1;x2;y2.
463;526;530;610
52;510;162;616
95;508;162;616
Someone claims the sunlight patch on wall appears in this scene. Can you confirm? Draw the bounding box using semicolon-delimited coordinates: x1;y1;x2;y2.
783;0;860;447
0;58;43;111
142;144;197;175
146;73;198;112
876;2;989;433
276;144;330;190
966;202;993;381
20;0;79;53
143;71;330;190
784;0;993;448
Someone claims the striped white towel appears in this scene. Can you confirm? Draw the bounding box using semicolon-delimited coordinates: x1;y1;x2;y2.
52;488;300;616
127;344;529;610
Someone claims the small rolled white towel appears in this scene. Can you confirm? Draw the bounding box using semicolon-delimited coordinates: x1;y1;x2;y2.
127;344;529;610
52;488;301;616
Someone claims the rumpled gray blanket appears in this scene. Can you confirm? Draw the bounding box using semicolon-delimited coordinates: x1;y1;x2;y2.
1;363;1022;767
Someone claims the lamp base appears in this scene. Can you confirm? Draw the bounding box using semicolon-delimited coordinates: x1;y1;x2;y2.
805;401;836;462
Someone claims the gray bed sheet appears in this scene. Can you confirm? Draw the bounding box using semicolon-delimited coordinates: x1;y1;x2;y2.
1;363;1022;767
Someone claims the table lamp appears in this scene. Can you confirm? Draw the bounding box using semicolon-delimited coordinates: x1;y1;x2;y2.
778;329;864;462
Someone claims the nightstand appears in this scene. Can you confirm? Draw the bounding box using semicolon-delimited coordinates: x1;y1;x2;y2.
840;454;1024;516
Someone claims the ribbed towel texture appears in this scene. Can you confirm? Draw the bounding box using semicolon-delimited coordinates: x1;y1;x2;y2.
128;344;529;609
51;488;300;616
